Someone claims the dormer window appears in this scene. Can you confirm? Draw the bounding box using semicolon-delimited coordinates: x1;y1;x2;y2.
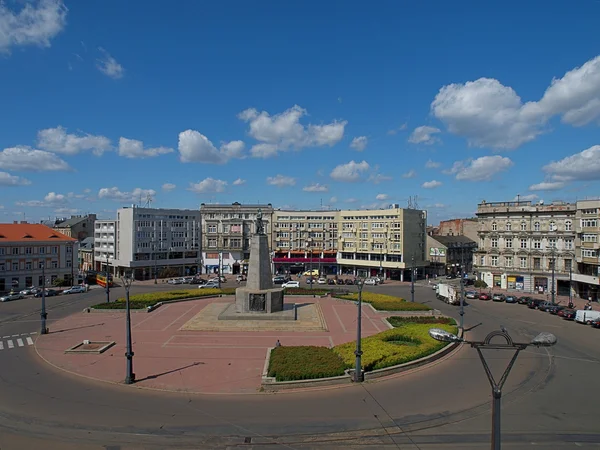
22;234;33;239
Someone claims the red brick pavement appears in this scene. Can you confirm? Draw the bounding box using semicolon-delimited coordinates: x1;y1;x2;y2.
34;296;394;394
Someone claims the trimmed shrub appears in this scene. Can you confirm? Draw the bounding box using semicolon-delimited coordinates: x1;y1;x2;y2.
91;288;234;309
474;280;488;288
387;316;456;327
334;292;431;311
283;288;332;296
267;346;346;381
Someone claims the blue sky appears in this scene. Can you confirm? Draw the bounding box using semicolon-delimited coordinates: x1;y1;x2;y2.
2;0;600;225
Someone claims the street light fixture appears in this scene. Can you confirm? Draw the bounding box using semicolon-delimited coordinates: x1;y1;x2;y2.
105;253;110;303
153;242;158;284
354;277;366;382
121;271;136;384
306;238;314;290
549;244;556;305
410;254;415;302
429;327;557;450
40;262;48;335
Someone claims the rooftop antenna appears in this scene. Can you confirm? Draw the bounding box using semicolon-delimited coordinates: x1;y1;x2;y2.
516;194;520;203
414;195;420;210
144;193;153;208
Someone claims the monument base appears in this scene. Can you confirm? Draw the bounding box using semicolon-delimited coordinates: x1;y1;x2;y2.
218;302;296;321
234;287;284;314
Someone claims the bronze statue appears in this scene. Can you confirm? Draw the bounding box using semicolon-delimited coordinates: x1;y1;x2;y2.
256;208;264;235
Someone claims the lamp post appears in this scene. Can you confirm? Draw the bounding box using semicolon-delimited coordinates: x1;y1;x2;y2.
40;262;48;335
121;271;135;384
153;242;157;284
354;278;365;382
568;263;573;307
218;251;222;289
549;244;556;305
306;238;313;290
410;254;415;302
429;327;557;450
70;242;74;285
105;253;110;303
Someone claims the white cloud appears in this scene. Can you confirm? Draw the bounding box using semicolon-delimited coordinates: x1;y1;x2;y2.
445;156;513;181
542;145;600;181
55;207;80;215
16;191;68;207
376;194;389;200
238;105;346;158
513;194;538;201
388;123;408;135
528;181;565;191
118;137;173;159
368;173;392;184
408;126;441;145
83;188;91;194
0;0;67;54
425;159;441;169
350;136;368;151
330;160;370;182
232;178;246;186
267;175;296;187
345;198;358;203
422;180;442;189
66;192;84;199
178;130;245;164
162;183;176;191
303;183;328;192
188;178;228;194
98;187;156;202
329;196;338;203
431;55;600;149
37;126;111;156
96;47;124;79
402;169;416;178
0;171;31;186
0;146;71;171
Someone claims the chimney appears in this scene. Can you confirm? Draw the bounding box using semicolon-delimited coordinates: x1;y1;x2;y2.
20;221;27;224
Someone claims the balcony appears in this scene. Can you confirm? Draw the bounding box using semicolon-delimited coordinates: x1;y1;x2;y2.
581;241;600;249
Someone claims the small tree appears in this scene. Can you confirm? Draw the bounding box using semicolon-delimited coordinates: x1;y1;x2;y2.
474;280;488;288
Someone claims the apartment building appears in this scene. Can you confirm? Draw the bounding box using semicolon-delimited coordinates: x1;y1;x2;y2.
473;200;576;294
574;199;600;302
0;223;78;293
94;219;116;275
436;218;478;242
200;203;273;275
272;206;427;280
53;214;97;241
427;235;477;276
110;206;202;280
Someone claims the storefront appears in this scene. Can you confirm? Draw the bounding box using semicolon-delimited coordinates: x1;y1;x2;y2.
507;275;525;290
493;273;502;287
534;276;548;293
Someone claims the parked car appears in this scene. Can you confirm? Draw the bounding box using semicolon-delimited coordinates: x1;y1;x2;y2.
527;299;545;309
464;279;475;286
34;289;58;297
182;276;195;283
575;309;600;325
168;278;185;285
0;292;25;302
272;276;286;285
492;293;506;302
19;286;37;295
431;283;439;290
505;295;518;304
63;285;86;294
188;277;207;285
591;318;600;328
478;293;491;301
517;296;532;305
236;275;247;282
317;278;327;285
547;305;566;315
208;276;226;283
364;278;378;286
303;269;319;277
327;278;336;285
465;291;478;299
345;279;355;285
539;301;557;312
282;280;300;289
198;281;219;289
559;309;576;320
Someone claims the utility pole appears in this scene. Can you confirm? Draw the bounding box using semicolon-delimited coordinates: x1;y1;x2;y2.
153;242;157;284
550;245;556;305
354;279;365;382
105;253;110;303
569;263;573;306
410;254;415;302
40;262;48;334
218;251;222;289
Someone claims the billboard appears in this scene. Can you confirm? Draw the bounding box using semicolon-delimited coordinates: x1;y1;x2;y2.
429;247;446;257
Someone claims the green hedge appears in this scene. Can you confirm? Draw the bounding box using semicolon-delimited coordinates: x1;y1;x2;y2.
474;280;488;288
387;316;456;327
91;288;235;309
267;346;346;381
333;292;431;311
283;287;346;296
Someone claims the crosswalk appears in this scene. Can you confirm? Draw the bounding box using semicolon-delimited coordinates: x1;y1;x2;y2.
0;332;36;351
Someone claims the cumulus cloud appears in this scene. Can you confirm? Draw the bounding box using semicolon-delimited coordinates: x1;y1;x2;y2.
188;178;227;194
96;47;124;79
368;173;392;184
431;55;600;149
232;178;246;186
162;183;176;191
528;181;565;191
303;183;328;192
118;137;173;159
238;105;346;158
376;194;389;200
0;146;71;171
422;180;442;189
402;169;416;178
0;0;67;54
330;160;370;182
267;175;296;187
329;196;338;203
98;187;156;202
387;123;408;135
445;156;513;181
425;159;441;169
408;126;441;145
37;126;112;156
542;145;600;181
16;191;68;207
178;130;245;164
513;194;538;201
350;136;368;151
0;171;31;186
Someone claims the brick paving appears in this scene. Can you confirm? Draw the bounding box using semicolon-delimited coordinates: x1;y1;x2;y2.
34;296;396;394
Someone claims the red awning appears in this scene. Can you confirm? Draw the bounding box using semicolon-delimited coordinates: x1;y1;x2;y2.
273;257;337;263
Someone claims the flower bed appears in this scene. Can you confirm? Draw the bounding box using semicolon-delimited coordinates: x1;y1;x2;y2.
387;316;456;327
91;288;235;309
267;346;347;381
283;287;347;296
333;292;431;311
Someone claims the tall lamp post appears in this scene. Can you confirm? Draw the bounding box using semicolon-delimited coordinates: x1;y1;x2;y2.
568;263;573;307
429;327;557;450
121;271;136;384
306;238;314;290
410;254;415;302
354;277;365;382
549;244;556;304
153;242;157;284
40;262;48;335
459;252;465;332
105;253;110;303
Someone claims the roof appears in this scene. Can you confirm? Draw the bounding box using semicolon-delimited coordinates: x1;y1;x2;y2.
0;224;76;242
80;237;95;250
53;215;89;228
432;235;477;246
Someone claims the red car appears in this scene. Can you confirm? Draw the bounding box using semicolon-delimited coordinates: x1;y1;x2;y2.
559;309;576;320
479;293;491;301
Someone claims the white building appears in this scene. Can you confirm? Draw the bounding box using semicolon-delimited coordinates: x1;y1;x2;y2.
94;219;116;274
0;222;78;293
111;206;202;280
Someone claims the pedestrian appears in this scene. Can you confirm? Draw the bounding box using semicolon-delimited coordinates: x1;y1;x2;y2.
275;339;281;347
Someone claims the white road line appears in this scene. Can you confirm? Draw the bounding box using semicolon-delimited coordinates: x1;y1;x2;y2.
2;336;9;339
7;340;14;349
11;334;19;337
30;331;37;335
0;342;3;350
26;337;33;345
20;333;29;336
16;338;24;347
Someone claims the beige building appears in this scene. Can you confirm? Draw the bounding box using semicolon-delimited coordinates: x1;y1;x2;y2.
473;200;576;294
574;199;600;302
436;218;478;242
54;214;97;241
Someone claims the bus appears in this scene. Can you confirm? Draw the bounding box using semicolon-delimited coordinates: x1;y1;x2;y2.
96;274;114;288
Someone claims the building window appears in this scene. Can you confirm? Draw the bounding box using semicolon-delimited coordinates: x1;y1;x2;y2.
492;222;497;231
533;239;541;249
51;261;58;269
38;262;44;269
581;219;597;228
549;221;557;232
491;256;498;267
505;222;512;231
491;238;498;248
533;258;541;270
520;239;527;249
208;239;217;248
208;225;217;233
51;246;58;254
505;239;512;248
66;245;72;254
548;238;557;248
505;256;513;267
25;247;32;255
66;260;72;268
582;249;598;258
582;234;598;243
565;259;572;271
520;257;527;268
12;262;18;271
548;258;555;270
26;262;32;270
520;221;527;231
12;247;19;255
0;263;4;271
534;221;540;231
480;256;485;265
565;220;572;231
39;247;45;254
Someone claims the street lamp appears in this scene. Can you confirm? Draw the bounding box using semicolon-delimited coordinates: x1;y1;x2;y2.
549;244;556;304
121;271;136;384
153;242;157;284
40;262;48;335
306;238;313;290
354;277;366;382
429;327;557;450
410;254;415;302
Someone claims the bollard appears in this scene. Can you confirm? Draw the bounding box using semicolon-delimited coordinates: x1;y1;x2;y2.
294;303;298;321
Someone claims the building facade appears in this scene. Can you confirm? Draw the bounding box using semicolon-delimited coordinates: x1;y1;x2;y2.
574;199;600;302
54;214;97;241
94;219;117;275
0;223;78;293
78;237;94;274
110;206;202;280
200;203;273;275
474;200;576;294
426;235;447;276
436;218;478;242
428;235;477;276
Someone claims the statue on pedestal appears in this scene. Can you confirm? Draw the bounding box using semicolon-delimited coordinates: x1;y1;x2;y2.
256;208;265;235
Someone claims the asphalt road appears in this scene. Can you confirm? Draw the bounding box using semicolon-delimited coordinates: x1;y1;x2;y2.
0;281;599;449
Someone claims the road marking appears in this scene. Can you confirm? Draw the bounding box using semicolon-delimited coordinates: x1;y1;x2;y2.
26;337;33;345
20;332;29;336
7;340;14;349
331;306;347;333
16;338;23;347
30;331;37;335
0;342;3;350
2;336;9;339
11;334;19;337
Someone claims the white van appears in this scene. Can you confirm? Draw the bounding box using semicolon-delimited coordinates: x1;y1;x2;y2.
575;310;600;324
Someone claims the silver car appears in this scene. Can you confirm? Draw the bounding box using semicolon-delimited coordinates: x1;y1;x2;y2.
0;292;25;302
